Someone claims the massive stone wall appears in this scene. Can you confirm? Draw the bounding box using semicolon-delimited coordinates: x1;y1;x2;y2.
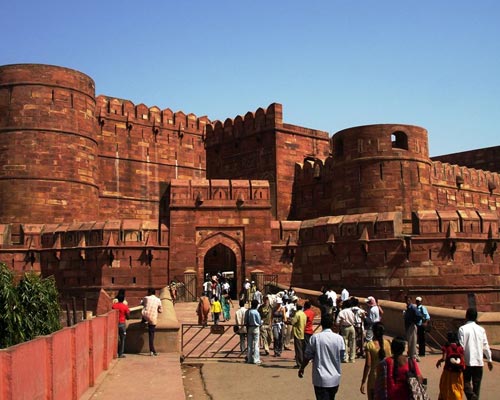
292;125;500;225
0;64;99;224
432;146;500;174
290;211;500;310
95;96;208;221
1;63;500;311
205;103;330;220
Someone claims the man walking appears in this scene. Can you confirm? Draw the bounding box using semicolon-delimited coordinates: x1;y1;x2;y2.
336;298;356;363
291;303;307;368
258;296;273;355
415;296;430;357
298;314;345;400
245;299;262;365
141;288;163;356
458;307;493;400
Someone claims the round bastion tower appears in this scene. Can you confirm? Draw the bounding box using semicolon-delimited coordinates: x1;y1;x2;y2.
0;64;99;224
330;124;433;223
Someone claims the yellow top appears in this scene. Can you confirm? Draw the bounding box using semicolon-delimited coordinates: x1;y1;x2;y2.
211;300;222;313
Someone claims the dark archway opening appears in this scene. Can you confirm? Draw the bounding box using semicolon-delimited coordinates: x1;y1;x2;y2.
204;243;237;299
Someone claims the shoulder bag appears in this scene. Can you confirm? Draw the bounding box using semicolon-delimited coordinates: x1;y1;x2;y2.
407;358;430;400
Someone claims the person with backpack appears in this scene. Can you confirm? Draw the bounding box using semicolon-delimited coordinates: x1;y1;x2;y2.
403;295;423;361
436;331;465;400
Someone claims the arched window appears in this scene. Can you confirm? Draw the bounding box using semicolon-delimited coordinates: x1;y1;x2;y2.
391;131;408;150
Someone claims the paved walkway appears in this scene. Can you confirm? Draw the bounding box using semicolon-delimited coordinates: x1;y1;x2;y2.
82;302;500;399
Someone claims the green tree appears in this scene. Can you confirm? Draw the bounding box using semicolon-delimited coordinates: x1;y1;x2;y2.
0;262;61;348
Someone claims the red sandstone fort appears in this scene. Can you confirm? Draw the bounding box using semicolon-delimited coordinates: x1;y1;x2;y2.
1;64;500;311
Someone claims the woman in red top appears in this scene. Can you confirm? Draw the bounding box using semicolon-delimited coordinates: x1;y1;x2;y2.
375;336;424;399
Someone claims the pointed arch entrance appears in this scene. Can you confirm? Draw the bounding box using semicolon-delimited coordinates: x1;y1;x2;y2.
197;232;243;299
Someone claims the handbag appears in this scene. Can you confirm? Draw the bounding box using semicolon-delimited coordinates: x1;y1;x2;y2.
407;359;430;400
233;324;240;333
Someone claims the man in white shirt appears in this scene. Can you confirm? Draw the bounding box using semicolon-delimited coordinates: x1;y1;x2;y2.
341;288;349;302
458;307;493;400
326;288;337;306
336;299;357;363
298;314;345;399
235;300;248;353
253;287;263;305
284;297;297;350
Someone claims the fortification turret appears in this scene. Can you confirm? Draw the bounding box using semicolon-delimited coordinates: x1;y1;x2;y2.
0;64;99;223
330;124;433;223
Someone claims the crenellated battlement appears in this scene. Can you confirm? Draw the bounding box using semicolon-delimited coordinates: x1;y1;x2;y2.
96;95;210;134
293;155;335;184
432;160;500;194
205;103;283;147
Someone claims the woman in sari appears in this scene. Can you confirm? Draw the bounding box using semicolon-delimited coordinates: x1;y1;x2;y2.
221;289;233;322
360;322;392;400
375;336;424;400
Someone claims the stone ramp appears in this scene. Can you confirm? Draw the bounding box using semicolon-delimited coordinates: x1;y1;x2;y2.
81;302;500;399
80;353;184;400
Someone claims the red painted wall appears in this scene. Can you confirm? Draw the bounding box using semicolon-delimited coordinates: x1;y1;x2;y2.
0;310;117;400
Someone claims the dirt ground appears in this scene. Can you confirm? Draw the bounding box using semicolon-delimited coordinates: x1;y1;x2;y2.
182;363;211;400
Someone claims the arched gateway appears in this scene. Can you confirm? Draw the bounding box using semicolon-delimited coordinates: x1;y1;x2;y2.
197;233;243;299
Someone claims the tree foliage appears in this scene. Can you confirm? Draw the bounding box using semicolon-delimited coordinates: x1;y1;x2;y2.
0;262;61;349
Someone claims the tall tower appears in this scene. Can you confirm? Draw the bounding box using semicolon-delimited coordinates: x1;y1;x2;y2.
0;64;99;224
331;124;433;224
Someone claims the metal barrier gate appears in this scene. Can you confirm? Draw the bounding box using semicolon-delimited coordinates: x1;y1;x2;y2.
181;320;323;361
181;324;245;360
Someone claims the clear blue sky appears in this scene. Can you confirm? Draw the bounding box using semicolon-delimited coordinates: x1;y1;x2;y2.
2;1;499;156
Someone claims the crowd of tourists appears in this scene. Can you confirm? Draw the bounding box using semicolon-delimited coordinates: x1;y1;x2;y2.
112;279;495;400
194;281;494;400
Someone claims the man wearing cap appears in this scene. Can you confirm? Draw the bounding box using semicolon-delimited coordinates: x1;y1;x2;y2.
364;296;380;342
415;296;430;357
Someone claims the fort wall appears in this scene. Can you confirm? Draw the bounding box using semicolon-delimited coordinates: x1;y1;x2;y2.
95;96;208;220
329;124;433;223
288;211;500;310
205;103;330;220
292;125;500;225
168;179;272;287
0;64;99;224
432;146;500;173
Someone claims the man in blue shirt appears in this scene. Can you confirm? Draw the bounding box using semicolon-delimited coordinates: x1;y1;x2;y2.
245;299;262;365
298;314;345;399
415;296;431;357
